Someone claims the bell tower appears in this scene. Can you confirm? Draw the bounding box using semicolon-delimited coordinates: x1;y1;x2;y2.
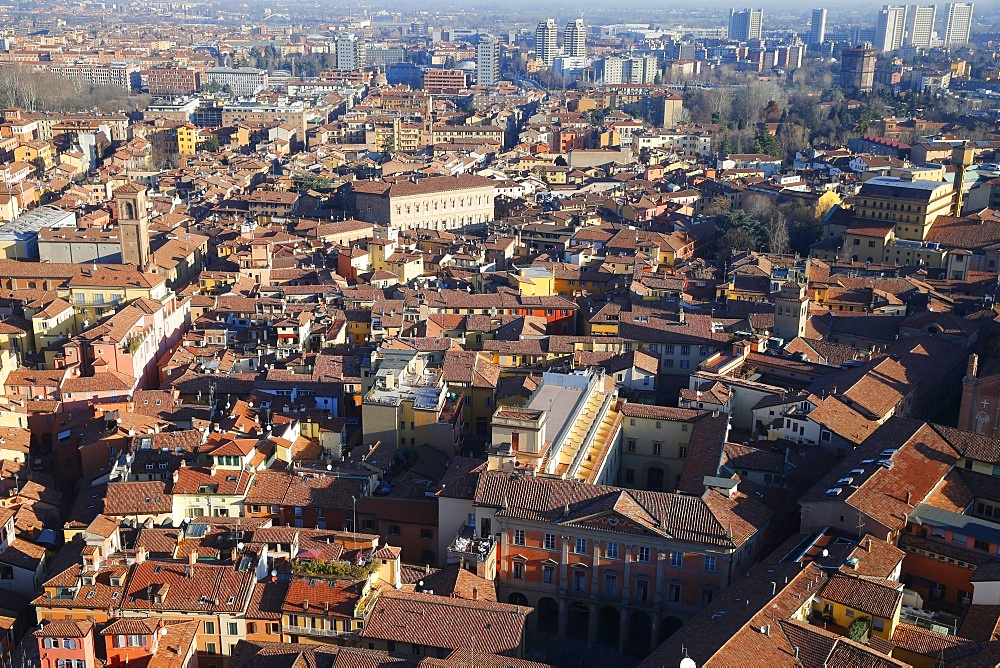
773;281;808;341
115;181;150;267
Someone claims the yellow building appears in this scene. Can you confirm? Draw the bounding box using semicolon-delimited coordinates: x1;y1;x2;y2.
813;574;902;642
176;124;199;156
853;176;954;242
508;266;554;296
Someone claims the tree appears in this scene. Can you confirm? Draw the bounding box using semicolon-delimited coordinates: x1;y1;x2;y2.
197;137;221;153
814;190;842;222
702;195;732;217
554;155;568;167
30;157;45;177
753;129;782;159
717;227;759;262
765;212;790;255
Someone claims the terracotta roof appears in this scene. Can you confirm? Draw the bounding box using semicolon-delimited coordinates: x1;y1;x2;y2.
361;588;530;656
818;573;903;619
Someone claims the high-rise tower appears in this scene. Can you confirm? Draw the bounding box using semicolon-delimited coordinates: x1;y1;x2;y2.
477;34;500;86
564;19;587;58
809;8;827;47
945;2;974;46
535;19;558;66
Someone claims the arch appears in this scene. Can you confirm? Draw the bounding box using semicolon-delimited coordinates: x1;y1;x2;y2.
977;411;990;435
566;602;589;639
122;201;135;220
597;606;621;645
508;592;529;606
537;597;558;634
627;611;653;656
851;255;859;262
647;467;664;492
659;616;683;644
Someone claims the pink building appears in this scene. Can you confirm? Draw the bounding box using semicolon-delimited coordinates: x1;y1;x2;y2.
34;619;96;668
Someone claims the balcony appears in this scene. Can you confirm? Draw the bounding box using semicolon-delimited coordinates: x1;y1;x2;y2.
448;525;496;566
284;624;349;639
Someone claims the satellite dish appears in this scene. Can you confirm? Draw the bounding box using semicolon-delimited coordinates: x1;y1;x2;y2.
680;660;697;668
160;627;168;636
237;542;245;550
270;569;277;577
326;464;332;471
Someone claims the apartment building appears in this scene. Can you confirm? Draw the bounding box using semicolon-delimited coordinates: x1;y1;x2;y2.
204;67;268;96
146;65;202;96
352;174;496;231
441;466;769;656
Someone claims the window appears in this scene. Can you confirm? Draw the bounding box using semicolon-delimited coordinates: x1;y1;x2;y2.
625;469;635;483
513;562;524;579
975;538;990;552
681;345;691;355
679;447;687;459
671;551;683;567
846;609;855;617
513;530;525;546
389;525;401;536
605;573;618;596
953;533;969;546
653;443;662;456
606;542;618;559
627;439;636;452
206;642;217;655
543;565;554;583
544;534;556;550
873;618;885;632
573;569;586;591
680;360;689;369
228;622;238;636
247;622;257;634
204;621;216;635
62;638;77;650
668;583;681;602
636;579;649;601
575;537;588;554
420;528;432;540
701;589;713;607
704;555;716;572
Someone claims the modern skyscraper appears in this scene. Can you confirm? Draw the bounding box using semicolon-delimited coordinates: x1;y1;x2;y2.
335;33;366;71
840;44;877;93
564;19;587;58
535;18;558;66
729;8;764;41
476;34;501;87
809;8;827;47
945;2;974;46
907;5;936;48
874;5;907;52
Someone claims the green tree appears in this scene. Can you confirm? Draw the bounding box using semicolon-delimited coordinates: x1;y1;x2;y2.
554;155;568;167
31;157;45;177
197;137;221;153
753;129;782;159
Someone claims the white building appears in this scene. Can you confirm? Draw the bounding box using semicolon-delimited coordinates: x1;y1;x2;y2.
476;34;500;86
336;32;366;71
564;19;587;58
728;8;763;41
535;18;558;66
945;2;974;47
907;5;937;48
204;67;268;96
809;8;827;47
875;5;907;52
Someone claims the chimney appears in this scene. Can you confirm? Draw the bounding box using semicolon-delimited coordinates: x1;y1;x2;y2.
230;547;237;563
172;470;180;484
136;547;147;565
905;490;912;505
188;550;198;567
866;538;872;552
323;601;329;613
425;563;431;575
210;465;217;477
302;599;309;611
472;586;478;600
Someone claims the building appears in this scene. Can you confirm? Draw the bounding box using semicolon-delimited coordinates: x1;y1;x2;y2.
221;100;307;136
146;65;202;96
840;45;877;94
115;182;150;268
809;8;827;47
564;19;587;58
945;2;974;47
441;465;770;656
351;175;496;231
875;5;907;53
907;5;937;49
204;67;268;96
421;69;468;94
728;8;764;41
336;33;366;71
535;19;558;67
47;63;139;92
476;34;501;87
